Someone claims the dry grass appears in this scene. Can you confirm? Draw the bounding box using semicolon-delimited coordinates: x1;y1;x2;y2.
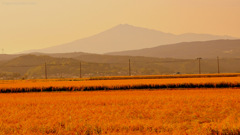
0;89;240;134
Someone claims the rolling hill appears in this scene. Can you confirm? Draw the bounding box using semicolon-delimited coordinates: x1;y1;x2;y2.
0;54;181;79
0;54;22;61
22;24;235;54
1;54;240;79
107;39;240;59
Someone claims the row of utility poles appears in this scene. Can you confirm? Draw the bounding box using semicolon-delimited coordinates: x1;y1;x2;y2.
44;60;131;79
44;62;83;79
197;56;220;74
44;57;220;79
77;60;131;78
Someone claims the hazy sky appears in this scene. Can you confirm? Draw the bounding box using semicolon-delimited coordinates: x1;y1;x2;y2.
1;0;240;53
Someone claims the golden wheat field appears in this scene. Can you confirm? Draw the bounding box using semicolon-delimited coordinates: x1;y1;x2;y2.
1;75;240;134
0;89;240;134
0;76;240;92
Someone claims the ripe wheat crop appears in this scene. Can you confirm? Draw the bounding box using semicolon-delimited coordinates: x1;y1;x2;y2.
89;73;240;80
0;76;240;93
0;89;240;134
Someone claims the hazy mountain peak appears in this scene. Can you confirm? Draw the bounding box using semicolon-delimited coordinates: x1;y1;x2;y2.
115;23;138;28
106;24;151;32
107;24;167;34
115;23;133;27
22;24;236;54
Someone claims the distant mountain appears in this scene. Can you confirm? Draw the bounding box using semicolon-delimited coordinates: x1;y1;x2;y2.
22;24;236;54
107;39;240;59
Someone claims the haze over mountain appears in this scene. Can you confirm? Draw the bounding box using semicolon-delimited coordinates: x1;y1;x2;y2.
22;24;235;54
108;39;240;59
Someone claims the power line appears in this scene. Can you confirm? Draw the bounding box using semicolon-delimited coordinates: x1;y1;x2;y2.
3;65;41;68
0;59;202;68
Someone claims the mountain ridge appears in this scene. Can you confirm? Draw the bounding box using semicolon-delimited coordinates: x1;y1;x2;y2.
21;24;236;54
107;39;240;59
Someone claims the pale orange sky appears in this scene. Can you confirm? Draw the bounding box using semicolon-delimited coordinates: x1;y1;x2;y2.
0;0;240;54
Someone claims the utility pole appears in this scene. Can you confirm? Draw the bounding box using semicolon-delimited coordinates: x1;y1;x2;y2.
60;57;63;78
197;58;202;74
45;62;47;79
217;56;220;74
79;62;82;78
129;59;131;76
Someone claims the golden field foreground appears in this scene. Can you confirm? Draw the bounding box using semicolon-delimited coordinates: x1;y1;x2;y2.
1;75;240;92
0;89;240;134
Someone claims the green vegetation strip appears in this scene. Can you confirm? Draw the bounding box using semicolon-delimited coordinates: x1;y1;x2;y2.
1;82;240;93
